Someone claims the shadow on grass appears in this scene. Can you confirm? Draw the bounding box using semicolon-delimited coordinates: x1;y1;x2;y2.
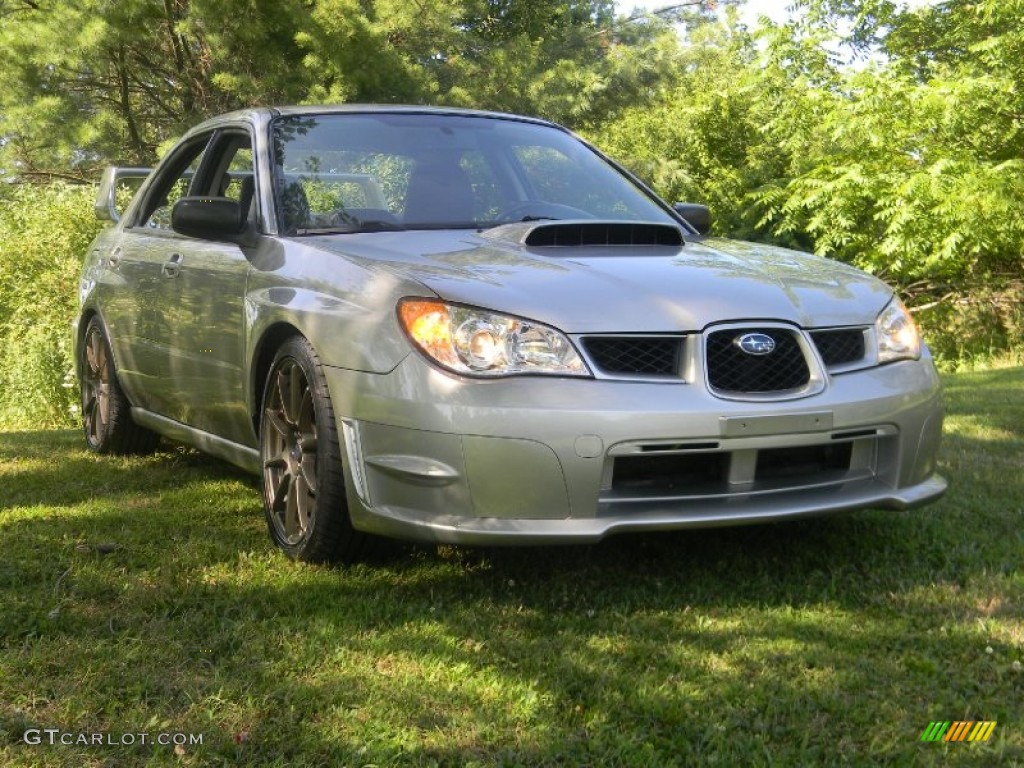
1;416;1022;766
0;429;254;512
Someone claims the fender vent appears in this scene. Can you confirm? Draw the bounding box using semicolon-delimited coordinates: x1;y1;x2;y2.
524;222;684;247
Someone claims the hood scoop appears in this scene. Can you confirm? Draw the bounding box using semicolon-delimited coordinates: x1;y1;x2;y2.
511;221;684;248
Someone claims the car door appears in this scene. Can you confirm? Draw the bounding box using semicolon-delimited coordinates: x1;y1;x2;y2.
162;130;256;445
102;133;213;417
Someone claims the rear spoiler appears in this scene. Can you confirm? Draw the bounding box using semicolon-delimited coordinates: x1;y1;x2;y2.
95;166;152;222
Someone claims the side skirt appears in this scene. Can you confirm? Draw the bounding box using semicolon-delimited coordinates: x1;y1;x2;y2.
131;407;260;474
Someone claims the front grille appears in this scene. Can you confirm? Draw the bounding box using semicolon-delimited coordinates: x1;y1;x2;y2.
706;328;810;393
811;329;866;367
582;336;683;376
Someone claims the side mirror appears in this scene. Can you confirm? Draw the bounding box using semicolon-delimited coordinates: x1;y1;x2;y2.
171;197;245;240
95;166;151;222
672;202;712;235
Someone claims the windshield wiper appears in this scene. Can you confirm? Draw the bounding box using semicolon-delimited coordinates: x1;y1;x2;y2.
295;221;406;235
482;215;558;229
355;220;406;232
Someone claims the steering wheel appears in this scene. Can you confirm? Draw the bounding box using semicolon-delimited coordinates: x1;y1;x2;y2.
493;201;595;224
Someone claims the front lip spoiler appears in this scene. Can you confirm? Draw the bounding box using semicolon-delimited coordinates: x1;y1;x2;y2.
352;473;948;546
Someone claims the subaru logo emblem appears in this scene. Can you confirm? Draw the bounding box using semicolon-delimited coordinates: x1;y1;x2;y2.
736;332;776;356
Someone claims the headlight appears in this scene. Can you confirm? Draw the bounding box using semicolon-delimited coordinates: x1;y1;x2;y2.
875;296;921;363
398;299;590;377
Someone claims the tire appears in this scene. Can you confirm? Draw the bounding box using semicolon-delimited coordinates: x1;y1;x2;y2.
80;317;160;455
259;336;369;563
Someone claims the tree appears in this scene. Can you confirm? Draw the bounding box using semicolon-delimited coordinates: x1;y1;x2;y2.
594;0;1023;291
590;6;812;244
293;0;691;128
0;0;312;179
0;0;695;177
752;0;1024;283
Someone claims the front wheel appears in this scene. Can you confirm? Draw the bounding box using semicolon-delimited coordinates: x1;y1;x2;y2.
259;336;369;563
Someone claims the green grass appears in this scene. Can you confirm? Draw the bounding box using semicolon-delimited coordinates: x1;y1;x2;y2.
1;368;1023;767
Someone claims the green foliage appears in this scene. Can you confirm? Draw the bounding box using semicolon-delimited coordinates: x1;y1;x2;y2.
749;60;1024;284
915;281;1024;371
0;183;103;429
292;0;687;128
0;0;319;177
588;12;778;242
0;0;691;180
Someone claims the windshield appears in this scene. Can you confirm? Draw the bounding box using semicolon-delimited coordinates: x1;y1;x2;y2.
271;112;676;235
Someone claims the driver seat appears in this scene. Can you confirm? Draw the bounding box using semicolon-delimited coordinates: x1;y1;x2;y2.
404;159;475;226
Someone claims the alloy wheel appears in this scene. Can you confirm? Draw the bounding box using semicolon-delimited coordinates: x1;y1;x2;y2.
262;357;320;545
81;324;111;448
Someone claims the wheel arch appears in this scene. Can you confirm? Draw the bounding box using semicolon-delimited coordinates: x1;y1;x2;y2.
75;309;116;381
74;309;99;380
250;322;306;434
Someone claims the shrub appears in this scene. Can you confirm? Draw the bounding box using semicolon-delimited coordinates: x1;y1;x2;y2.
0;182;105;429
913;279;1024;371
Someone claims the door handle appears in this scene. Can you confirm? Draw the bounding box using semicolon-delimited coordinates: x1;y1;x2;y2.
161;252;183;278
107;246;122;268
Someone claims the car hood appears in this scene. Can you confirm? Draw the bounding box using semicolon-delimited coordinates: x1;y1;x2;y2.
299;225;893;333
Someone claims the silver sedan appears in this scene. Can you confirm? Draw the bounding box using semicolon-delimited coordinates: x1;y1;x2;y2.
75;106;946;562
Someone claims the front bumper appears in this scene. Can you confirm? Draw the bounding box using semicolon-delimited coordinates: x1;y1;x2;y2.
323;353;946;545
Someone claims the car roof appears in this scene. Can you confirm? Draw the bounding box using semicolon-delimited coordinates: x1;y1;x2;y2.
185;104;561;136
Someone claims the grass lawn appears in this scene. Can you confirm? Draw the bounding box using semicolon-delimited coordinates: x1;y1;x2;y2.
1;366;1022;766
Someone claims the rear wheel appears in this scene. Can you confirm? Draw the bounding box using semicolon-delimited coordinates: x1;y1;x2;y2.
259;336;368;563
80;317;159;454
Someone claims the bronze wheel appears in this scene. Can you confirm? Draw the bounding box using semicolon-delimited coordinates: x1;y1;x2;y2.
79;317;158;454
260;337;367;562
